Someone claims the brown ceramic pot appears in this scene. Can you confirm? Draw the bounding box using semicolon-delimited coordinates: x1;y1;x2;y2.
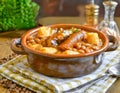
11;24;118;78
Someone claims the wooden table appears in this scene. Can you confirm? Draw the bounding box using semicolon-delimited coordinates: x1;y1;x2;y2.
0;17;120;93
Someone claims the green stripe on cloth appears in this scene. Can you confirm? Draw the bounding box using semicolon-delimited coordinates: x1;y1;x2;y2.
0;67;54;93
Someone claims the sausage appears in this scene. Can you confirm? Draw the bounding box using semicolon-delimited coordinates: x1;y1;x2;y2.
58;31;85;50
46;32;65;47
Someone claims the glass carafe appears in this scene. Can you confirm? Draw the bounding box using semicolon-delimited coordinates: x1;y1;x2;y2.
97;1;120;44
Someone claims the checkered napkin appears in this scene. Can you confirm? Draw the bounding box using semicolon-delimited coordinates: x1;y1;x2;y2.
0;47;120;93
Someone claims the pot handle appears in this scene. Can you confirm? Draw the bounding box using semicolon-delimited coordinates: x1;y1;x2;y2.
106;35;119;51
11;38;26;54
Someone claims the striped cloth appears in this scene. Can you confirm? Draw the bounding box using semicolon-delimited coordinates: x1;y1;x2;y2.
0;47;120;93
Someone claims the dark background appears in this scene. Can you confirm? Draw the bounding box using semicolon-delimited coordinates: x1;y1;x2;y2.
32;0;120;18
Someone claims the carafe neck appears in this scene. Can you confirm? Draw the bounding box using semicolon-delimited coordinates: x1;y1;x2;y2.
103;1;118;22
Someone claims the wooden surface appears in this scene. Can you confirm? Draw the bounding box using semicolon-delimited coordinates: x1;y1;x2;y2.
0;17;120;93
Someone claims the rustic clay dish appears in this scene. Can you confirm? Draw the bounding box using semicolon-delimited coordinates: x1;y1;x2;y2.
11;24;118;78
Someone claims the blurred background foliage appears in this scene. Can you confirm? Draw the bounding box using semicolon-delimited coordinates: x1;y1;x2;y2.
0;0;39;32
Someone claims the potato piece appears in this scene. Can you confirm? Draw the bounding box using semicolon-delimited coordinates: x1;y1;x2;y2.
39;47;58;54
37;27;52;38
86;32;100;45
29;44;42;49
62;50;80;55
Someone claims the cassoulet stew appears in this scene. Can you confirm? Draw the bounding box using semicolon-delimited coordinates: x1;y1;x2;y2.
26;26;103;55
